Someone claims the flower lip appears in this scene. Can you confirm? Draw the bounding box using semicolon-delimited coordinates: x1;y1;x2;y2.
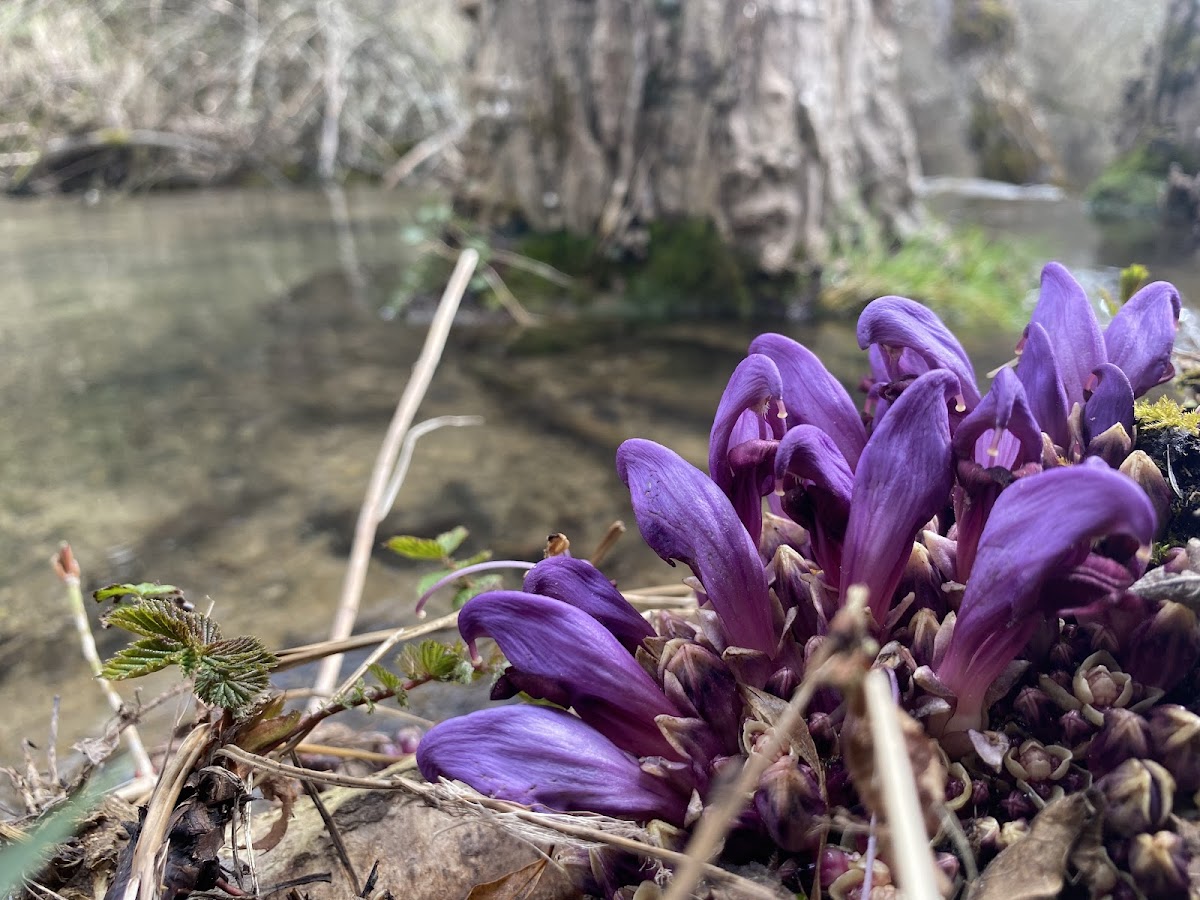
416;705;688;824
708;353;784;496
522;556;654;653
618;438;777;655
458;589;683;758
1028;262;1106;408
856;295;981;410
1104;279;1181;397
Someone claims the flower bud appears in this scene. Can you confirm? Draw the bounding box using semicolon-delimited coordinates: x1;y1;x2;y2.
1120;450;1172;536
760;512;810;563
1087;709;1150;778
1014;686;1055;729
1073;653;1132;720
1087;422;1133;468
1124;602;1200;692
999;790;1036;820
967;816;1001;856
753;756;825;852
1129;831;1189;899
1148;704;1200;791
659;640;740;749
997;819;1029;848
1057;709;1095;748
1004;739;1071;784
1096;759;1175;836
909;607;943;668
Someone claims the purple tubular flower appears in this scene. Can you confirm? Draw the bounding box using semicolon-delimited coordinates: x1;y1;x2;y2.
1104;280;1181;397
522;557;654;653
775;425;854;581
416;705;688;824
1082;363;1135;447
936;465;1157;737
840;370;957;625
857;296;981;411
1016;322;1070;449
618;439;777;655
1027;262;1106;409
748;333;867;467
952;367;1042;579
708;353;784;495
458;590;682;758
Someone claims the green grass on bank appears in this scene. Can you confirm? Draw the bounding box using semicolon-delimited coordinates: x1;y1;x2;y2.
820;226;1039;329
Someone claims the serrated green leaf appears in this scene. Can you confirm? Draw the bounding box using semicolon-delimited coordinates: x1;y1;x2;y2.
368;663;403;693
400;640;474;683
207;636;278;671
452;574;504;609
454;549;493;569
194;655;271;713
436;526;469;556
103;600;218;646
385;535;446;560
93;582;185;604
100;638;185;680
416;568;455;597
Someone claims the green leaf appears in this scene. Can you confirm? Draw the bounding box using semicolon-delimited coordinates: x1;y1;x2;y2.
453;574;504;609
454;549;493;569
207;636;278;671
93;582;185;605
194;654;271;714
103;600;218;646
367;664;410;706
385;535;447;560
400;640;475;683
436;526;469;556
416;568;455;598
100;637;184;680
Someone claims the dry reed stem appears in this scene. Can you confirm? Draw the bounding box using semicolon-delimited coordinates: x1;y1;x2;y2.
862;669;940;900
215;747;780;899
309;249;479;711
274;611;460;672
53;544;156;779
378;416;484;519
125;723;213;900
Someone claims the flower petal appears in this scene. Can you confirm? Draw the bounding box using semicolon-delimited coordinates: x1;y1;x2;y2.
1027;262;1106;407
1016;322;1070;448
748;333;867;466
936;465;1157;734
458;590;681;757
953;366;1042;469
618;439;776;654
416;705;688;823
522;557;654;652
1082;363;1135;448
774;425;853;578
856;297;981;409
1104;280;1181;396
840;370;957;624
709;354;784;493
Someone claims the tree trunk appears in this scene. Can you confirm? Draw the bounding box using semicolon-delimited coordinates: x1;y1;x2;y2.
456;0;922;277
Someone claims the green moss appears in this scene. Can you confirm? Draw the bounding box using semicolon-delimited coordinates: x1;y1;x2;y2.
820;226;1036;329
625;218;757;319
1136;397;1200;435
1086;145;1170;221
514;230;602;278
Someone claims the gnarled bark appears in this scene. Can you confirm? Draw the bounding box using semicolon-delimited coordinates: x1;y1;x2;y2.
456;0;922;276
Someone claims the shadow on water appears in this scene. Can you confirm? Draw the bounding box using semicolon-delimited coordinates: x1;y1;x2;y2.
0;186;1186;759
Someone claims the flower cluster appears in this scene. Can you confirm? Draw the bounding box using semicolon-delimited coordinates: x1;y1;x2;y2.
417;263;1196;897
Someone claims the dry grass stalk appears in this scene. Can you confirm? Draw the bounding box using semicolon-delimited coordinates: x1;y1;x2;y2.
273;611;460;673
309;249;479;711
216;746;781;899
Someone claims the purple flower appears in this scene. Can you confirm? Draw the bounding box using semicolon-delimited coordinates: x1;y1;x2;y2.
416;705;688;823
1016;263;1180;453
857;295;981;415
951;366;1043;579
522;556;654;653
618;438;777;655
775;425;854;580
936;463;1157;736
840;370;957;625
458;590;683;758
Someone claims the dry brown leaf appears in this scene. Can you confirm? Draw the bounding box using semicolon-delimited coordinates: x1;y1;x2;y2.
967;791;1100;900
465;857;550;899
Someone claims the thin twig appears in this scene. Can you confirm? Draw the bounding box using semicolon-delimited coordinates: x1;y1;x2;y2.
275;612;458;672
486;247;574;288
295;744;411;765
376;415;484;519
478;263;539;327
53;544;156;778
309;249;479;711
862;669;940;900
215;747;779;899
588;521;625;566
291;750;361;895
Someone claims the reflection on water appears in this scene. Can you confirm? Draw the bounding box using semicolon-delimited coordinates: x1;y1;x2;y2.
0;187;1191;761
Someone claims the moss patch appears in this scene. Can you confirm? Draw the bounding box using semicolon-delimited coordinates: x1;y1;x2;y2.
1086;145;1171;221
1136;397;1200;435
820;226;1037;329
624;219;756;319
